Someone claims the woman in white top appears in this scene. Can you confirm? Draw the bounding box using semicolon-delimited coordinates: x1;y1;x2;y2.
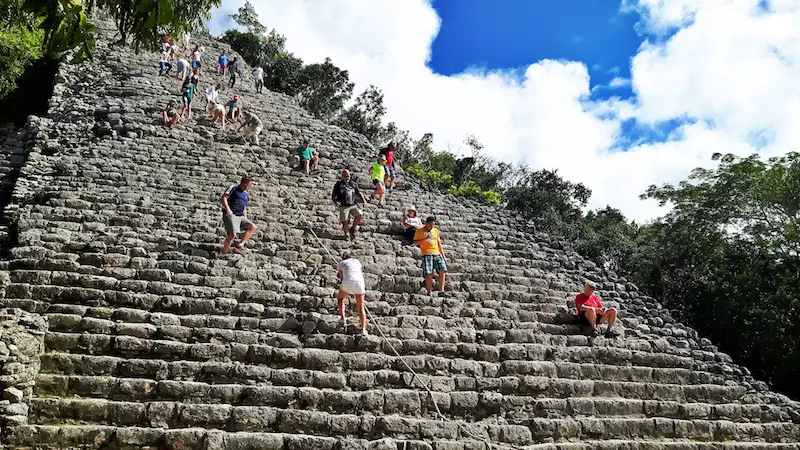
337;251;368;335
402;206;423;242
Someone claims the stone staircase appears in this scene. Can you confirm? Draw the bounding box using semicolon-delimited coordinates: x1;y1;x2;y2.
0;22;798;449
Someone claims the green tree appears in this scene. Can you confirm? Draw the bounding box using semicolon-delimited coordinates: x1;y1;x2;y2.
335;85;386;145
627;152;800;398
505;167;591;235
95;0;220;51
297;57;354;121
229;0;265;35
574;207;638;273
0;25;43;98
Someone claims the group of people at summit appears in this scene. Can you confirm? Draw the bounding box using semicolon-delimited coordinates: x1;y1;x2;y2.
155;36;620;339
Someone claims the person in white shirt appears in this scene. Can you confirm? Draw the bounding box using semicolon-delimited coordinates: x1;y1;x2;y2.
337;251;368;336
205;83;221;108
191;45;203;73
252;65;264;93
402;206;423;243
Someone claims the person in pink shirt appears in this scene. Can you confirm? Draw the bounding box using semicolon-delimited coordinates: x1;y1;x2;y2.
574;280;619;337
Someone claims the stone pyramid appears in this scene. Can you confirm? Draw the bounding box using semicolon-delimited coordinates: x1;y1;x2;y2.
0;21;799;450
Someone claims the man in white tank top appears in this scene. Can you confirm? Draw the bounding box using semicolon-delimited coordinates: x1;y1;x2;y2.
337;251;368;335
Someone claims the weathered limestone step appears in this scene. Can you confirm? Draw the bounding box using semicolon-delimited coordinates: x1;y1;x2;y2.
5;425;496;449
38;346;732;388
531;442;800;450
37;368;745;404
39;328;744;388
24;397;800;444
33;374;788;423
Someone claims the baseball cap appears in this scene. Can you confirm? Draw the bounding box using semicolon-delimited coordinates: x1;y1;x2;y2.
233;94;239;100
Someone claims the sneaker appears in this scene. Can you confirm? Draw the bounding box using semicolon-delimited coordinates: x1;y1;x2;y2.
218;253;234;260
361;329;369;336
234;243;248;253
605;328;621;338
437;291;451;298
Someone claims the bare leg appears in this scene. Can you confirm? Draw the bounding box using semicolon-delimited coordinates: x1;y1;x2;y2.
424;274;433;295
601;309;617;330
222;233;236;253
337;290;348;321
436;271;446;292
239;223;256;245
355;294;367;332
312;155;319;170
583;308;598;330
303;160;310;174
341;220;350;237
351;214;362;234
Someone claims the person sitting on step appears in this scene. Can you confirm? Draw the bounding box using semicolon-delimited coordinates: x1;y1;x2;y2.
575;280;619;337
402;206;423;243
237;111;263;146
162;100;180;127
332;169;367;241
337;250;368;336
413;216;450;297
220;175;257;258
369;154;387;206
295;140;319;174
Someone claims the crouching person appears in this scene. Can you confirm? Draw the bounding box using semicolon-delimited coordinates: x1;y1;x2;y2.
237;111;263;146
575;280;619;337
220;176;257;258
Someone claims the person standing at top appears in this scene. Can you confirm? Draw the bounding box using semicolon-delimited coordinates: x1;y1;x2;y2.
402;206;423;243
380;142;397;191
413;216;450;297
369;154;387;206
228;57;240;88
252;65;264;93
295;140;319;175
191;45;203;74
575;280;619;337
218;54;230;75
220;176;257;257
337;251;368;336
332;169;368;241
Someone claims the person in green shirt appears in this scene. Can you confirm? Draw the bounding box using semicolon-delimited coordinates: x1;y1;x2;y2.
295;140;319;175
369;154;387;206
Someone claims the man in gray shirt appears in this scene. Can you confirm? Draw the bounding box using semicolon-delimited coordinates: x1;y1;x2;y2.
237;111;263;146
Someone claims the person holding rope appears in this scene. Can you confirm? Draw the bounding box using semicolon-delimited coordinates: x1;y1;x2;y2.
337;251;368;336
237;111;263;146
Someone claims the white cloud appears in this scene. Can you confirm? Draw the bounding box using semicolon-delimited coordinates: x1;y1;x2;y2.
210;0;800;222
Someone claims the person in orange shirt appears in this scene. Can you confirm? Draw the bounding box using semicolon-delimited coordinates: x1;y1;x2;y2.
413;216;450;297
575;280;619;337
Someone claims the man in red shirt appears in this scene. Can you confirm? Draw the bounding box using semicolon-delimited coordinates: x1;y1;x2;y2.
575;280;619;337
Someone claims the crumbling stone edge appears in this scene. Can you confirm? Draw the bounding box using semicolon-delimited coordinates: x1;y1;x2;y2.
0;306;48;439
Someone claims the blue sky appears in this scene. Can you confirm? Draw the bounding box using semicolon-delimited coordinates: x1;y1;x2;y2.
428;0;640;98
